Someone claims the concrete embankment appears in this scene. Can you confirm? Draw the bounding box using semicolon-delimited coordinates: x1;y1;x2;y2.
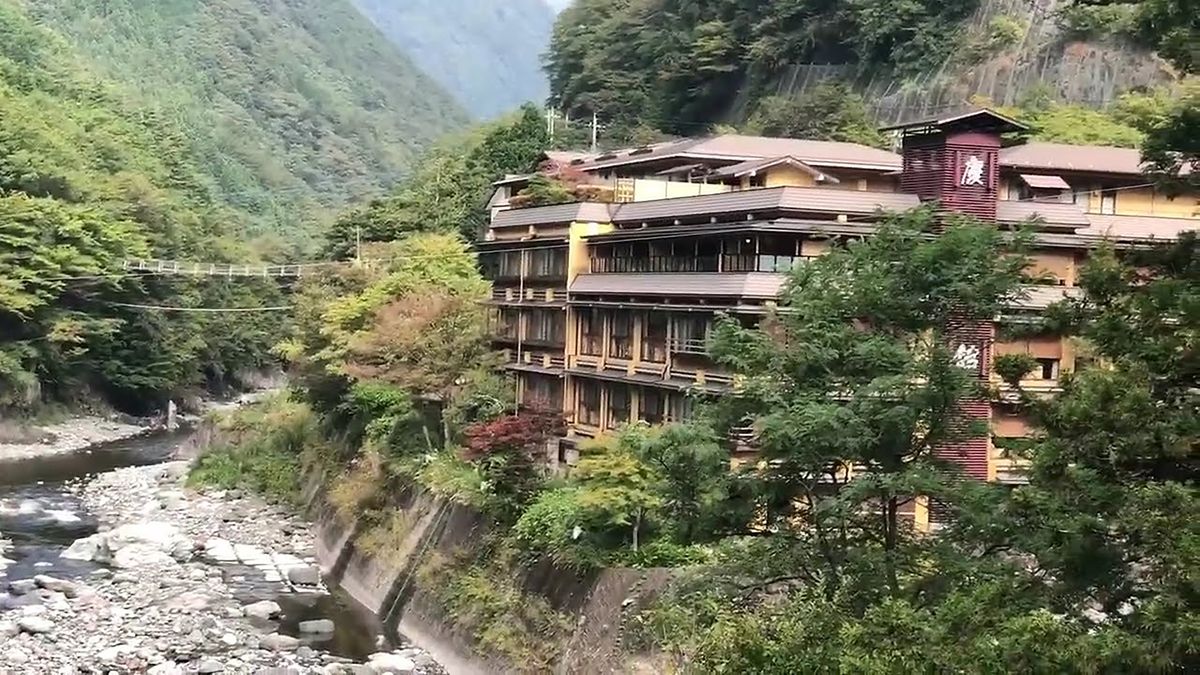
300;475;674;674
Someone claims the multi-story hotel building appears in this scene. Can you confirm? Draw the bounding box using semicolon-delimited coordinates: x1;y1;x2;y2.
476;110;1198;482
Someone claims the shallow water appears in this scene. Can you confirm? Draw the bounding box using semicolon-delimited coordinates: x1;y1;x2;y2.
0;428;387;662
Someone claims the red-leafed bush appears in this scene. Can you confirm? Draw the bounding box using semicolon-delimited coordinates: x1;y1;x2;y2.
460;409;565;461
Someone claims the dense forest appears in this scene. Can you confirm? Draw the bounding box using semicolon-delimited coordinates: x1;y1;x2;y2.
544;0;1197;136
351;0;555;119
0;2;295;412
23;0;468;238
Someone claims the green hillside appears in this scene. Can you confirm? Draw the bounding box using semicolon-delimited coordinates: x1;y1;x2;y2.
23;0;469;236
2;0;408;411
546;0;1193;137
351;0;555;119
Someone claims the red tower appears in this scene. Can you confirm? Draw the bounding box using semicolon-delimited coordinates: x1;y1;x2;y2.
883;109;1028;480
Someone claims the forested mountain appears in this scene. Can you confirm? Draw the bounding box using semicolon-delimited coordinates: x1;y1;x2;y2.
546;0;1193;137
1;1;303;412
350;0;555;119
23;0;468;237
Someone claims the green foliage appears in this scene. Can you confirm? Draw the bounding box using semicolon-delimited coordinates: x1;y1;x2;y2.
25;0;468;238
188;398;316;503
416;547;573;672
0;2;287;412
637;229;1198;672
512;423;729;569
744;83;887;148
1061;1;1198;74
993;353;1040;387
545;0;980;134
1140;82;1200;193
418;451;492;509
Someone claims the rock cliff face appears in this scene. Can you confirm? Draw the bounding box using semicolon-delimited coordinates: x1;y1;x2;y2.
350;0;556;119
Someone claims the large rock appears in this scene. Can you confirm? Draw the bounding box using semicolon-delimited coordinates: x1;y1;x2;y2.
367;652;416;674
62;521;191;565
148;664;184;675
112;543;177;568
17;616;54;634
243;600;282;620
297;619;335;634
260;633;300;651
61;533;106;562
0;620;17;638
7;578;38;595
33;574;82;597
0;593;42;610
197;659;224;674
286;566;321;586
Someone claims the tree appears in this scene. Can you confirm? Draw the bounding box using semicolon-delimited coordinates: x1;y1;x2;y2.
461;409;566;520
993;235;1199;669
1141;83;1200;193
744;83;886;147
707;206;1031;599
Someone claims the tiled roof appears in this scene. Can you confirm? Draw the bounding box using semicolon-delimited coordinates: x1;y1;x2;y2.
1000;143;1146;175
570;272;786;299
1079;213;1198;241
996;200;1091;226
579;135;903;172
490;202;613;229
613;186;919;224
708;156;837;182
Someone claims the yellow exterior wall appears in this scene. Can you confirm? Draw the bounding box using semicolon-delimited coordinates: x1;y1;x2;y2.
1028;251;1077;285
631;179;729;202
765;166;817;188
801;239;833;257
1087;186;1200;217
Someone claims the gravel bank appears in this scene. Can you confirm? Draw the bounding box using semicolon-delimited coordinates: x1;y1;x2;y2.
0;416;152;461
0;461;444;674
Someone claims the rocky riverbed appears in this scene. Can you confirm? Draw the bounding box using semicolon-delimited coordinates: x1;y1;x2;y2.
0;415;152;461
0;460;444;674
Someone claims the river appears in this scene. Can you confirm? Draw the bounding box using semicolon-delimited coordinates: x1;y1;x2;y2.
0;429;440;674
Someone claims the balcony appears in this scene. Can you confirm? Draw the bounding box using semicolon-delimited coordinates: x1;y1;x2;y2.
668;337;708;355
591;255;719;274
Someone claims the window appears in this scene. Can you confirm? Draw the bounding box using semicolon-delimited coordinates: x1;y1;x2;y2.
522;375;562;410
578;308;602;356
608;385;630;427
640;387;667;424
478;252;501;281
499;251;524;279
577;380;601;426
610;311;632;359
527;310;565;346
529;248;566;278
671;314;710;354
642;312;668;362
747;174;766;189
1100;189;1117;215
1036;358;1059;381
495;309;520;340
668;394;694;422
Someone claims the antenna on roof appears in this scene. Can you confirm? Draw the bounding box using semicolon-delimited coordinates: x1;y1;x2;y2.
590;111;599;153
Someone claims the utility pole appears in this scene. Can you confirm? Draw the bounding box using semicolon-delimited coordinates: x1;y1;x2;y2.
546;106;555;139
590;111;599;152
355;225;362;265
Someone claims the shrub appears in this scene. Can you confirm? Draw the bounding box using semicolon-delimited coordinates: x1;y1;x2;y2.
188;398;316;503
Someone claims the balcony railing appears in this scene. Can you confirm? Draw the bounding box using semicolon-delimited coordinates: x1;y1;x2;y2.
668;337;709;355
721;254;812;273
590;255;719;274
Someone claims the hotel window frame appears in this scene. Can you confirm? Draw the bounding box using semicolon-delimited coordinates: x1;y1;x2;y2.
640;387;667;425
577;379;601;427
641;311;669;362
578;308;603;356
608;385;631;427
609;311;633;359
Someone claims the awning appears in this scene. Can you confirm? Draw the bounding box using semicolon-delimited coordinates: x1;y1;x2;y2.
1020;174;1070;190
